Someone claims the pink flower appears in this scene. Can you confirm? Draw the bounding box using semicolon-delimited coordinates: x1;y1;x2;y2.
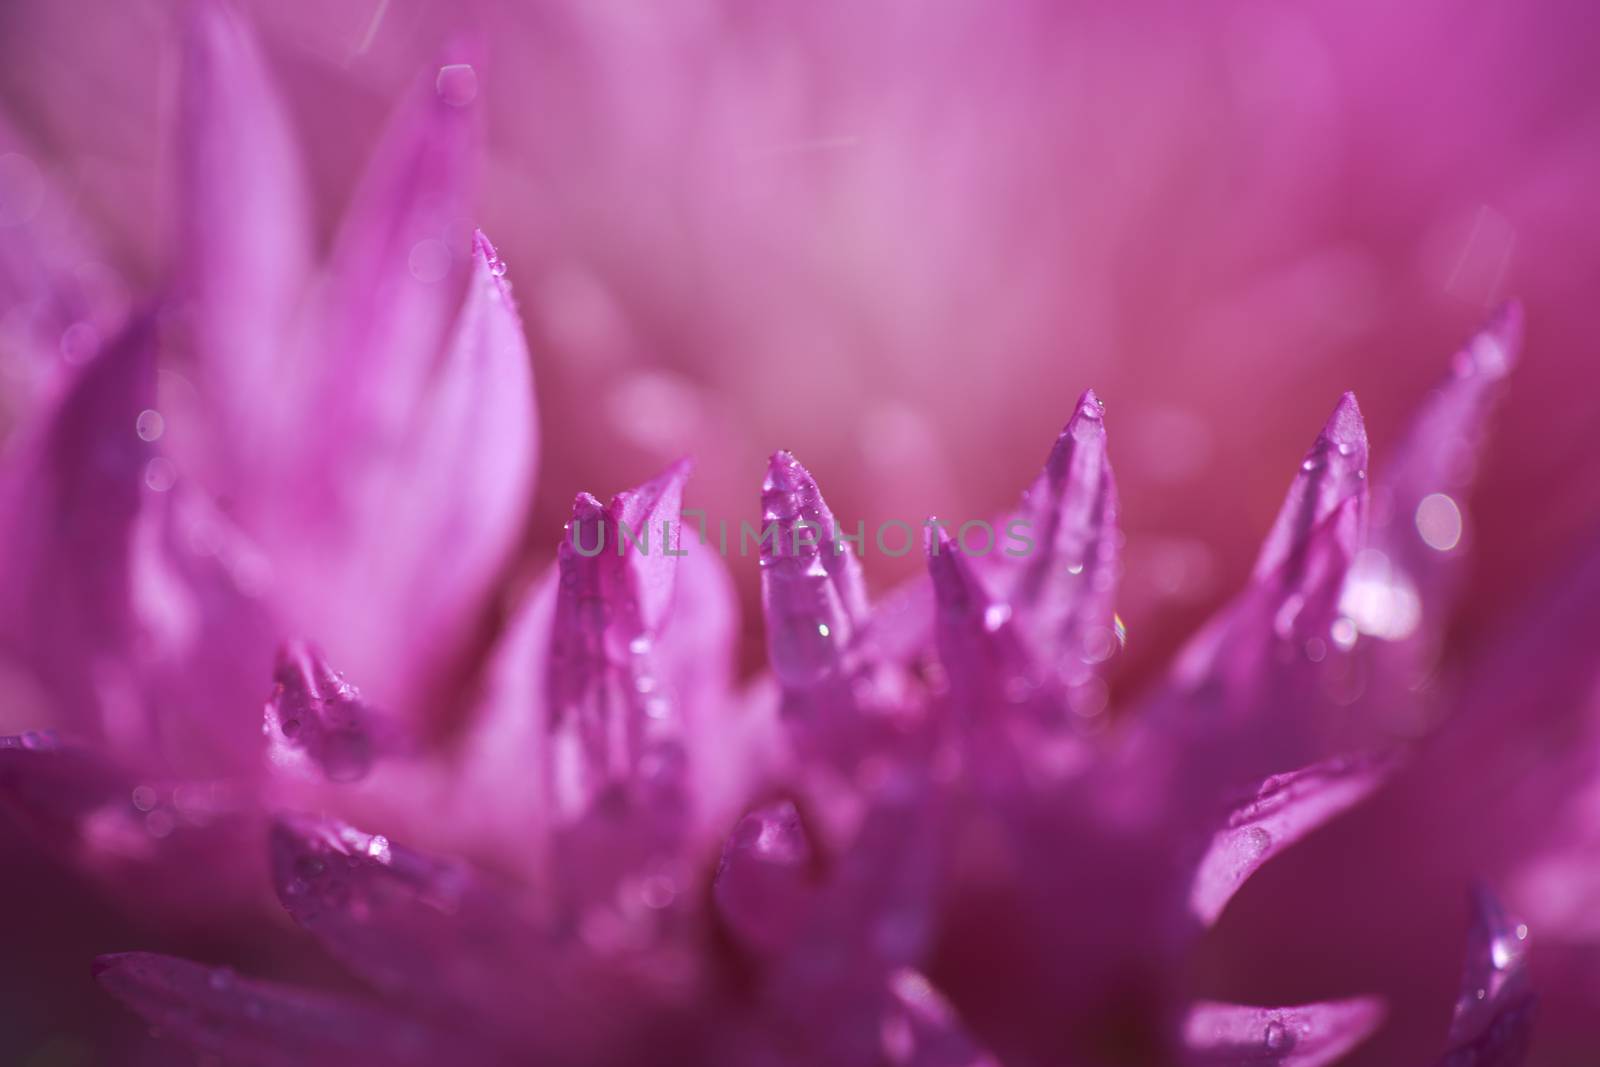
1;4;1597;1066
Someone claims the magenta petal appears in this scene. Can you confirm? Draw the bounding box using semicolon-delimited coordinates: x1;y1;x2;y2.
760;451;893;766
1353;304;1521;695
0;316;156;738
175;1;311;476
1182;998;1384;1066
94;952;461;1067
269;814;549;1035
712;800;816;958
760;450;871;686
1002;388;1120;686
1252;391;1368;584
311;46;481;430
1438;888;1534;1067
264;642;388;783
1190;756;1391;926
1144;393;1371;788
547;461;693;825
928;529;1071;786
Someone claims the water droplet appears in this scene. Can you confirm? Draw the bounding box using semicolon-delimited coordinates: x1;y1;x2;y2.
435;63;479;107
1264;1020;1291;1051
1515;923;1529;941
365;834;391;864
982;603;1011;632
135;409;165;442
489;256;508;278
144;456;177;493
280;717;302;738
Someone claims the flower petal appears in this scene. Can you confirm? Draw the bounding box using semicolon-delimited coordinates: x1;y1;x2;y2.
94;952;462;1066
266;231;536;723
1182;998;1384;1066
174;0;312;478
0;317;155;737
1190;756;1392;926
1351;304;1521;699
268;814;552;1036
1438;887;1534;1067
311;46;481;430
1141;393;1370;789
263;641;391;783
1000;388;1120;687
760;450;871;688
712;799;816;958
928;528;1080;787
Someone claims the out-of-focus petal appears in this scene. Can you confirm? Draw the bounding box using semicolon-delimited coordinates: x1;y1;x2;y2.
263;641;392;783
1190;756;1392;926
266;231;536;722
94;952;464;1067
0;313;276;767
712;799;816;958
268;815;553;1037
1182;998;1385;1066
174;0;312;478
309;45;481;438
0;317;155;737
1351;304;1521;710
0;736;261;920
1437;888;1534;1067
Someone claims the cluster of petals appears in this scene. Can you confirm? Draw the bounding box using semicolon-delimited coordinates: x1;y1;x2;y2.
3;6;1594;1067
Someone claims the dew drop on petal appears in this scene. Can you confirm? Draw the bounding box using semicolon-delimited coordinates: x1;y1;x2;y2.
135;409;165;442
435;63;478;107
143;457;177;493
1264;1020;1291;1051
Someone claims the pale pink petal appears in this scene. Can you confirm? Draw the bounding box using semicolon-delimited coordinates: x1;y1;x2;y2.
309;45;481;435
1182;998;1385;1066
1190;756;1392;926
173;0;312;478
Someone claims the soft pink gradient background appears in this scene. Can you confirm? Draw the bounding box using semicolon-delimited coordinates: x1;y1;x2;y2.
3;1;1600;1062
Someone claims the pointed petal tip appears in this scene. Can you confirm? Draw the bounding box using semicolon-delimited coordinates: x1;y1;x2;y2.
1323;391;1367;455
